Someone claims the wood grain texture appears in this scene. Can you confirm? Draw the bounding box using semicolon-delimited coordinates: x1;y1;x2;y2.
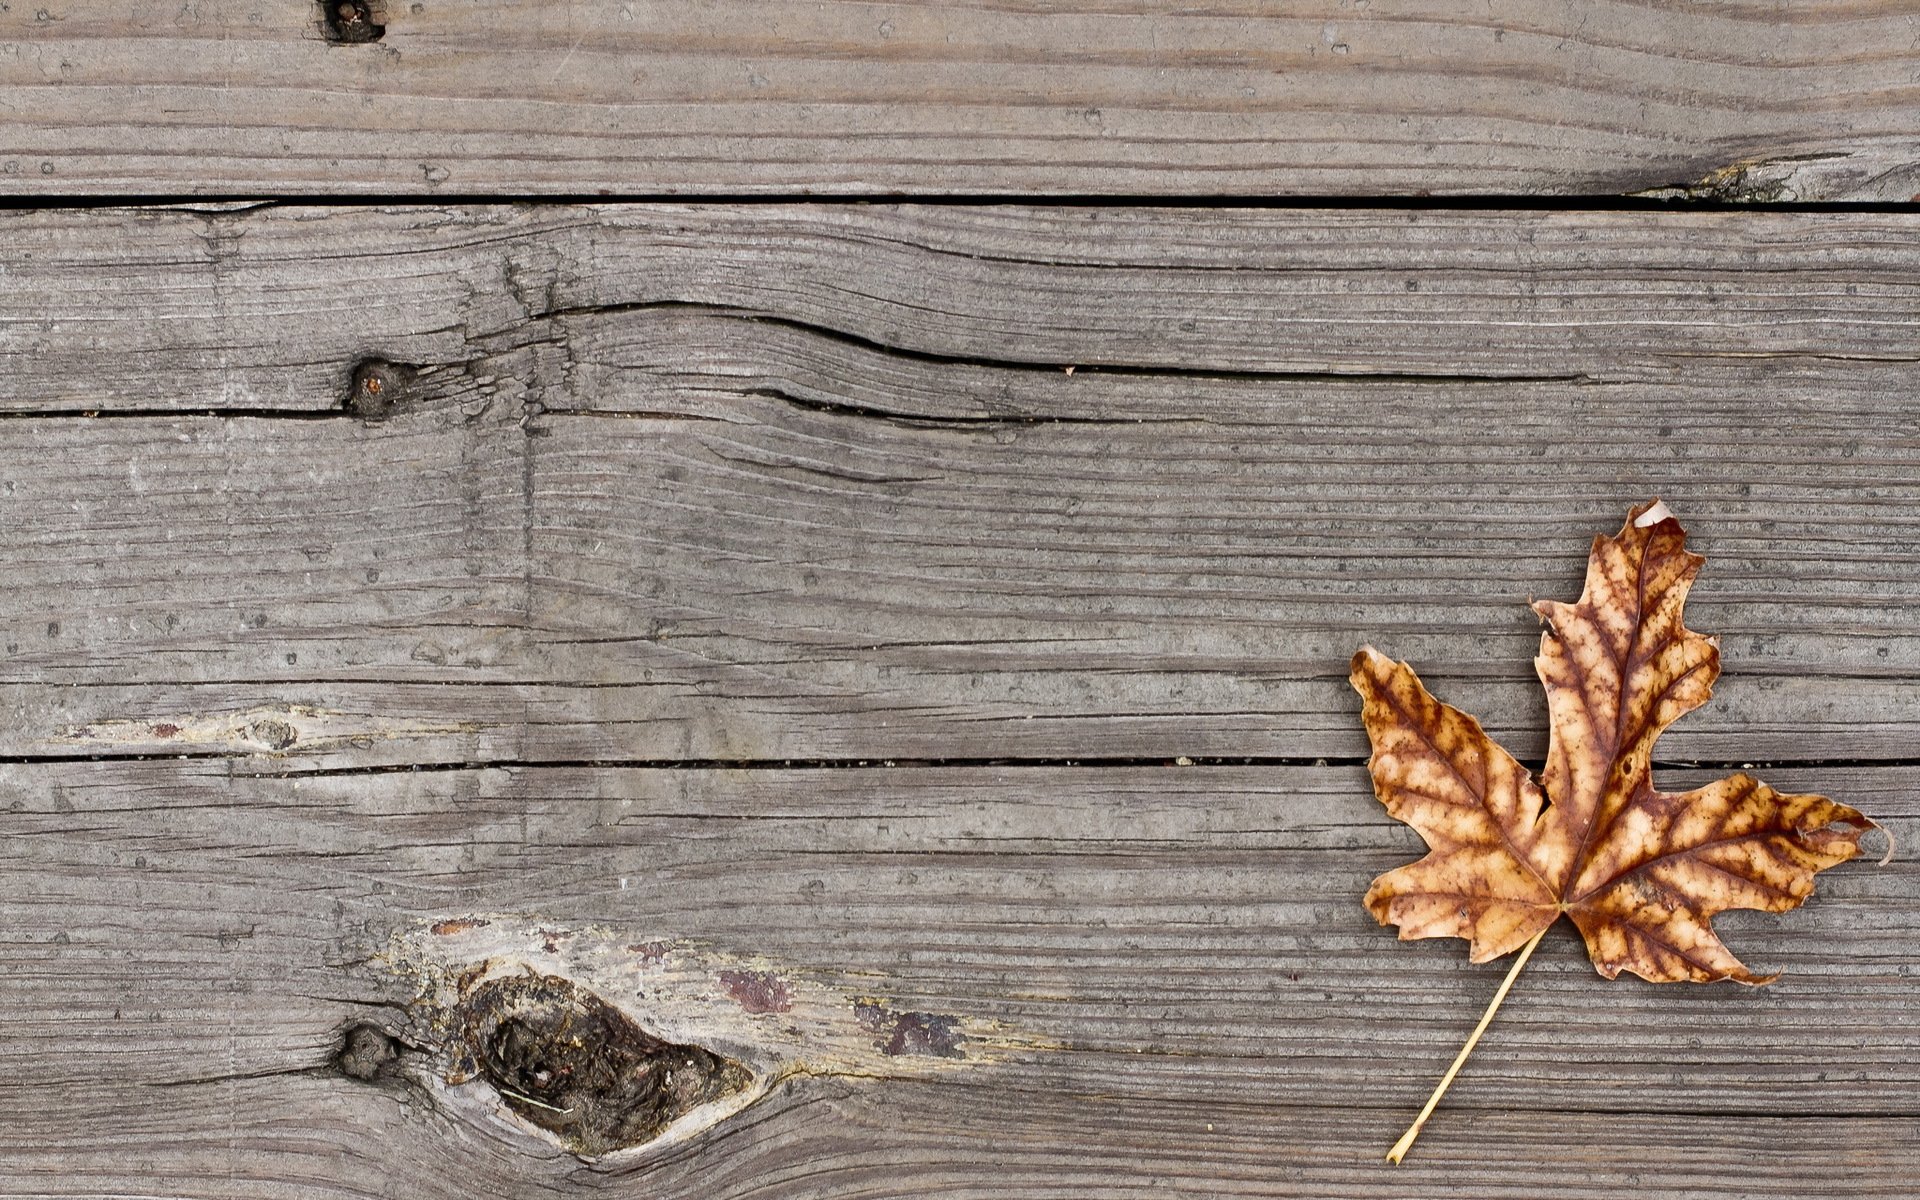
9;205;1920;417
5;206;1920;764
0;2;1917;197
1;760;1911;1197
6;203;1918;1194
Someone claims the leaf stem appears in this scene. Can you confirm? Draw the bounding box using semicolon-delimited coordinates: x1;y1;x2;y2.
1386;925;1548;1165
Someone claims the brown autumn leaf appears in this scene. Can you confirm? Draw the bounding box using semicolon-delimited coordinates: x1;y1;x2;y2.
1352;500;1884;1161
1355;500;1875;983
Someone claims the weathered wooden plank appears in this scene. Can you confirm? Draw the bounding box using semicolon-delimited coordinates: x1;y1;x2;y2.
9;1075;1912;1200
7;1077;1913;1200
2;761;1910;1196
524;385;1920;764
0;3;1916;197
0;400;532;765
8;206;1920;417
6;205;1920;766
10;391;1920;765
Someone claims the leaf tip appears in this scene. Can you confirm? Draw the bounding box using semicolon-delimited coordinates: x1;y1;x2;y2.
1349;644;1392;685
1633;498;1674;528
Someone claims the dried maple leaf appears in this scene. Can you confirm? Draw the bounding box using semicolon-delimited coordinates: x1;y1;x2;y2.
1352;500;1882;1162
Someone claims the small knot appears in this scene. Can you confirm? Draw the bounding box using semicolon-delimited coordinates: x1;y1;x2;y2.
347;359;418;421
247;718;299;751
335;1024;402;1081
322;1;385;44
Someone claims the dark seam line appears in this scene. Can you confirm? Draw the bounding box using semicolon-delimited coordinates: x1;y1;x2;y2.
0;408;345;421
4;193;1918;213
2;754;1902;774
0;753;1377;772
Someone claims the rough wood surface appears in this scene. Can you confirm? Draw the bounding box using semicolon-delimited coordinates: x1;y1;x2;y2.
1;3;1917;197
1;761;1911;1198
9;205;1920;414
4;204;1918;1196
4;206;1920;764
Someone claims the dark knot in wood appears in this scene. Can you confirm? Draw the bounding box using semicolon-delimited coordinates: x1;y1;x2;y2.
322;1;385;44
346;358;418;421
455;972;752;1155
334;1023;402;1082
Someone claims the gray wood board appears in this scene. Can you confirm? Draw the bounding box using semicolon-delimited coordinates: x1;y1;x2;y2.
7;205;1920;415
1;760;1911;1198
3;206;1920;764
1;3;1917;197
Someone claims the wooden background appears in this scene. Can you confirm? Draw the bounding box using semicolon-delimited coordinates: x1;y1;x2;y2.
2;1;1918;198
2;5;1916;1199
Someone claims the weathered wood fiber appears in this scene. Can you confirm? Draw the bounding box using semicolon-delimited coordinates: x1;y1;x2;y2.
8;1075;1910;1200
0;760;1910;1197
9;394;1920;765
4;207;1920;765
5;202;1918;1194
7;206;1920;416
0;3;1916;198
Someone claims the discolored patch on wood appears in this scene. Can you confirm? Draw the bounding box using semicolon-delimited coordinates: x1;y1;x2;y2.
246;718;299;752
454;972;752;1156
374;919;1027;1158
854;999;965;1059
718;969;792;1015
45;704;474;758
628;941;671;965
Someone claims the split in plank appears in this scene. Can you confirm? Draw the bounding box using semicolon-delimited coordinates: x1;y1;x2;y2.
4;206;1920;764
